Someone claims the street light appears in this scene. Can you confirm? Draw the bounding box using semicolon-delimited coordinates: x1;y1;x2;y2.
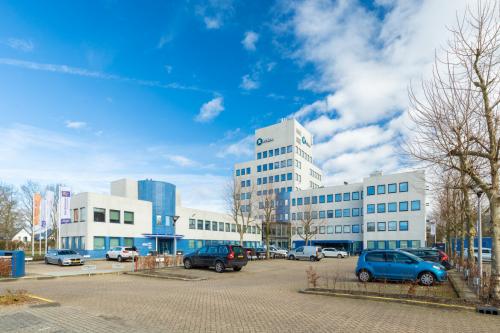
172;215;180;257
473;187;484;286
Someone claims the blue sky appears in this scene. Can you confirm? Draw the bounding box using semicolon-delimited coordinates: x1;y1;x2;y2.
0;0;469;211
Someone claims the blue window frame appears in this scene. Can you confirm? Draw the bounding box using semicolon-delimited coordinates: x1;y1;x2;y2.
388;202;397;212
327;194;333;203
236;169;240;176
335;209;342;218
352;191;360;200
377;203;386;213
257;165;262;172
274;175;279;182
343;208;350;217
388;183;397;193
246;167;251;175
287;173;292;181
319;195;325;203
269;163;273;170
367;204;375;214
281;174;286;181
377;222;386;231
327;210;333;218
263;151;268;158
399;182;408;192
269;150;273;157
411;200;421;211
257;152;262;159
399;221;409;231
352;224;360;233
388;221;397;231
292;198;296;206
335;193;342;202
367;186;375;196
297;198;303;205
399;201;408;211
312;196;318;204
377;185;385;195
319;211;326;219
343;192;350;201
352;208;360;217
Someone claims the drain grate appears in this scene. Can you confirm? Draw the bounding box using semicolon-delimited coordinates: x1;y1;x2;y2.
476;306;499;315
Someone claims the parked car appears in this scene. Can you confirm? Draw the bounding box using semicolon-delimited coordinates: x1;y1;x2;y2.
355;250;447;286
465;248;492;262
106;246;139;262
400;248;451;270
322;248;348;258
44;249;85;266
183;245;247;273
267;245;288;258
288;246;322;261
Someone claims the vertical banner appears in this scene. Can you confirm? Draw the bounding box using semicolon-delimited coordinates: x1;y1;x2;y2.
430;223;436;236
33;193;42;230
43;191;55;230
59;187;71;224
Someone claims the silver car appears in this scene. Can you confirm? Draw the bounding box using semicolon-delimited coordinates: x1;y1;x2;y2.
44;249;85;266
288;246;322;261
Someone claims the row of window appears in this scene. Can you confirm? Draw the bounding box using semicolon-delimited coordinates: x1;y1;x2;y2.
256;187;293;196
257;145;293;160
366;182;408;195
72;207;135;224
292;192;361;206
292;224;361;235
61;236;86;250
93;236;135;250
235;167;252;177
366;221;409;232
256;173;293;185
296;146;313;163
366;240;421;250
240;179;251;188
310;169;322;181
188;219;261;235
291;208;363;220
366;200;421;214
257;159;293;172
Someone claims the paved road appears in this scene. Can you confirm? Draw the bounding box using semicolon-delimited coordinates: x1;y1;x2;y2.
1;258;499;332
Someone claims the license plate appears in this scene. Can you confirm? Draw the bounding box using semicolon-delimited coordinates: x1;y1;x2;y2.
238;255;243;259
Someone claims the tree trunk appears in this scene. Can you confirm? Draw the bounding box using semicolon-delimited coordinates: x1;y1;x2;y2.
265;222;270;259
490;195;500;301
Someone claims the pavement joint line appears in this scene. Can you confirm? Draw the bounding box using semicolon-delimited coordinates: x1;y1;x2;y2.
26;294;56;304
299;289;477;311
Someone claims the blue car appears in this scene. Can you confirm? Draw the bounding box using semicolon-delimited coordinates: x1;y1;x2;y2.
355;250;447;286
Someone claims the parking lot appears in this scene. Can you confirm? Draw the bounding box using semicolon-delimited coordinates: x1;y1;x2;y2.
1;257;499;332
25;259;134;278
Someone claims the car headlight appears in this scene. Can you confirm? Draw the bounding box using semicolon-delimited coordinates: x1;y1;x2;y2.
432;265;442;270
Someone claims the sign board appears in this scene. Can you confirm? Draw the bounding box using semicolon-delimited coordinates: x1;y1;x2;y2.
59;187;71;224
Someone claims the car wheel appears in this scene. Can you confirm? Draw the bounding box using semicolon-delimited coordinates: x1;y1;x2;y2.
117;255;123;262
184;259;193;269
288;255;295;260
337;254;342;259
358;269;372;283
233;266;242;271
309;256;316;262
418;272;435;286
58;259;63;266
44;258;49;264
105;254;110;260
215;261;225;273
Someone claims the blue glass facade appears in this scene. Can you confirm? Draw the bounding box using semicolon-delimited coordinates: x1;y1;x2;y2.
138;180;176;235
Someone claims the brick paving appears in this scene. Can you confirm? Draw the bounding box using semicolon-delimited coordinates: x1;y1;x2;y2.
1;258;499;332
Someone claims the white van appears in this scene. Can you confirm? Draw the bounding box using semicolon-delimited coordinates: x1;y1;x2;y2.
287;246;322;261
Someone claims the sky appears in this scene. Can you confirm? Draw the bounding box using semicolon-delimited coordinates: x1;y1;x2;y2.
0;0;470;212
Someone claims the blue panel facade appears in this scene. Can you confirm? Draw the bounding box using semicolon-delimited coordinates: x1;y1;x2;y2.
73;237;156;258
138;180;176;235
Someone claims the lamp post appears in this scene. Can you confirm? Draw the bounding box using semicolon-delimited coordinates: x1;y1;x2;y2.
172;215;180;256
474;187;484;285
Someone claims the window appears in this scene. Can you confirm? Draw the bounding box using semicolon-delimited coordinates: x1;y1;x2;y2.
399;201;409;211
287;173;292;181
327;225;334;234
343;225;351;233
269;149;274;157
312;196;318;204
388;183;397;193
246;180;250;187
257;165;262;172
231;224;236;232
246;167;250;174
352;208;360;217
281;147;286;154
367;222;375;232
388;202;397;212
287;159;292;167
335;225;342;233
263;164;268;172
274;175;279;182
211;221;217;231
400;240;408;248
93;208;105;222
335;193;342;202
377;241;386;250
367;204;375;214
281;160;286;168
281;174;286;182
241;168;246;176
203;220;209;230
399;221;409;231
297;198;303;206
319;211;326;219
343;209;350;217
411;200;421;211
297;227;303;235
263;151;268;158
388;240;397;249
352;191;360;200
399;182;408;192
73;209;79;223
287;145;292;153
189;219;196;229
236;169;240;176
365;252;385;262
80;207;86;222
304;197;310;205
367;241;376;250
319;226;325;234
327;210;333;218
377;203;386;213
269;163;273;171
327;194;333;203
377;222;386;231
275;148;279;156
110;210;120;223
411;240;421;248
124;211;134;225
225;223;230;232
319;195;325;203
377;185;385;195
94;237;105;250
352;224;360;233
197;219;203;230
335;209;342;218
219;222;224;232
292;198;296;206
367;186;375;195
262;177;267;185
110;237;120;248
343;192;350;201
388;221;397;231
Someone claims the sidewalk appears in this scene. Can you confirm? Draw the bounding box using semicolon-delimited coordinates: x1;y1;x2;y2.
447;269;479;304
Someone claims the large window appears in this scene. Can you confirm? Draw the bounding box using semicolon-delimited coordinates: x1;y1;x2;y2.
219;222;224;232
319;226;325;234
110;237;120;248
367;241;376;250
304;197;310;205
388;221;397;231
327;194;333;203
367;222;375;232
327;210;333;218
399;221;409;231
94;236;105;250
189;220;195;229
388;241;397;249
327;225;334;234
411;200;421;211
80;207;86;222
400;240;408;248
123;238;134;248
335;209;342;218
343;192;350;201
212;221;218;231
343;209;350;217
367;204;375;214
399;182;409;192
388;183;397;193
388;202;397;212
399;201;409;211
335;225;342;233
205;220;211;230
352;208;360;217
319;211;326;219
352;224;360;233
110;210;120;223
377;203;386;213
225;223;230;232
93;208;105;222
197;219;203;230
335;193;342;202
377;222;386;231
377;185;385;195
352;191;360;200
343;225;351;233
367;186;375;196
312;196;318;204
319;195;325;203
124;211;134;224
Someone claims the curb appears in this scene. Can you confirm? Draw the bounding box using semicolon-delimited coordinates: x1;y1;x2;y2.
124;272;207;281
299;289;476;311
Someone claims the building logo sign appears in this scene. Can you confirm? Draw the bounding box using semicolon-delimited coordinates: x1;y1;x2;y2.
301;136;311;147
256;137;273;146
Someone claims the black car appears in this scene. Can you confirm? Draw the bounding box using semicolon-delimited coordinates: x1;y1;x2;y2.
399;248;452;270
183;245;248;273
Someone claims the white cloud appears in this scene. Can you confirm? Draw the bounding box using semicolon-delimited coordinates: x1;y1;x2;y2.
240;74;259;90
65;121;87;129
266;62;276;72
242;31;259;51
157;35;172;48
196;0;235;30
167;155;196;167
164;65;173;74
217;135;254;158
195;97;225;122
204;17;222;29
5;38;34;52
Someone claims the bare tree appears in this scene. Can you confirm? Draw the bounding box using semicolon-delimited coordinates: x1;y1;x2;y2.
293;204;324;246
261;185;277;258
225;178;257;247
18;180;40;255
407;1;500;300
0;183;21;248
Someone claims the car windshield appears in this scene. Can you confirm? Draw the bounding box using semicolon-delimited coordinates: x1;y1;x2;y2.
58;250;77;255
401;251;423;262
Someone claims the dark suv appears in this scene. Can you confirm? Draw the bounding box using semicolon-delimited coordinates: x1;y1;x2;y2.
399;248;451;270
183;245;248;273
